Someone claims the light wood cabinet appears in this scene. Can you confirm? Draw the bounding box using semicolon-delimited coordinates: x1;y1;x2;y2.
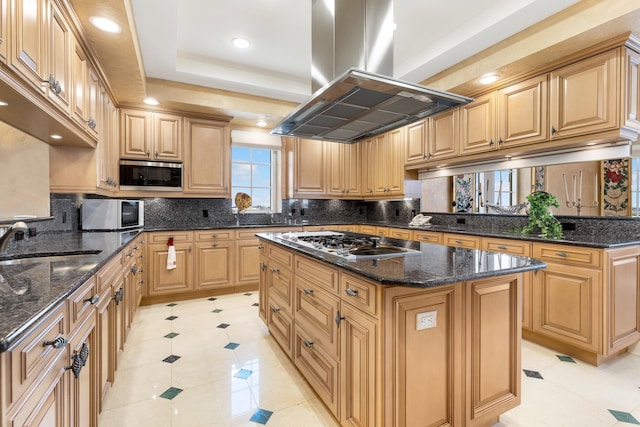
67;310;98;427
327;141;361;197
183;117;230;196
412;230;442;244
404;119;427;164
194;234;234;292
10;0;48;92
372;128;405;197
459;92;496;155
0;0;7;63
549;49;619;139
623;47;640;130
96;88;118;191
120;108;183;161
47;0;71;114
443;233;481;249
147;232;193;296
428;108;459;161
292;138;327;197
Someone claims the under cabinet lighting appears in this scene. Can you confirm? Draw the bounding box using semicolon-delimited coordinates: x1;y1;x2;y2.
144;97;159;106
0;101;7;106
89;16;121;34
50;134;63;140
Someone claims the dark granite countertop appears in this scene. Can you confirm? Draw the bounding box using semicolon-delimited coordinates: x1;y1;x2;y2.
146;220;640;248
0;230;141;352
256;231;546;288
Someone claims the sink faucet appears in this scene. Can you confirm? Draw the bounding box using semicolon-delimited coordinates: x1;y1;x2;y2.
0;221;28;253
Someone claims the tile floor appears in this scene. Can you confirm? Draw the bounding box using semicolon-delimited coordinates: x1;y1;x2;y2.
98;292;640;426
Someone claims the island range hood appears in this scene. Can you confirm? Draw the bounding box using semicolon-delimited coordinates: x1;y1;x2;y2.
270;0;473;143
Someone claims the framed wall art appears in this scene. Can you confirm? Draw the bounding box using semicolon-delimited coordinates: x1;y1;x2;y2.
601;158;630;216
453;174;475;213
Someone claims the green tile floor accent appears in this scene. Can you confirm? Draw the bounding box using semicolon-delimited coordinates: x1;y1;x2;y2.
212;309;223;313
556;355;576;363
244;293;253;296
609;409;640;424
159;387;183;400
166;303;177;307
249;408;273;424
164;332;179;339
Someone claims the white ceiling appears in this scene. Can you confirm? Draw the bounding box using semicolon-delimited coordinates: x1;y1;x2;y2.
130;0;580;104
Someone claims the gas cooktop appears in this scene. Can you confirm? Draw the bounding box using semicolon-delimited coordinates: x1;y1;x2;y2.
277;231;421;260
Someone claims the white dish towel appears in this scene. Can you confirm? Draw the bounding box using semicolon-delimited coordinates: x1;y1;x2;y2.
166;238;177;270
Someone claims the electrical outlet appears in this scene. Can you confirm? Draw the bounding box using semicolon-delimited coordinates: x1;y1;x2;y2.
416;311;437;330
203;209;209;217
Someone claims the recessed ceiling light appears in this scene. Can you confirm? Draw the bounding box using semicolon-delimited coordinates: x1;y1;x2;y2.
479;73;499;85
89;16;121;34
256;117;269;127
231;37;251;49
50;134;63;140
0;101;8;107
144;97;159;106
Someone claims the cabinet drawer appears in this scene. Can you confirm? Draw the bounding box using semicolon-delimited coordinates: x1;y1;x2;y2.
96;255;122;294
269;244;294;269
294;277;340;359
533;243;601;268
388;227;411;240
267;299;293;359
358;225;376;234
294;255;338;294
8;303;67;406
293;325;339;417
340;272;380;318
268;261;294;314
148;231;193;244
482;238;532;256
375;227;389;237
67;276;98;333
194;230;233;241
412;230;442;244
443;233;481;249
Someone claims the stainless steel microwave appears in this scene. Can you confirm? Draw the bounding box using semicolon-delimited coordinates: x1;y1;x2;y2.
119;160;183;191
81;199;144;231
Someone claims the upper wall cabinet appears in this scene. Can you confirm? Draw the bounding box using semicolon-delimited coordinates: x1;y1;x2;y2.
10;0;48;93
291;138;327;198
549;49;619;139
326;141;361;198
120;108;183;161
0;0;7;63
498;74;549;148
183;117;230;197
46;0;71;114
459;91;497;155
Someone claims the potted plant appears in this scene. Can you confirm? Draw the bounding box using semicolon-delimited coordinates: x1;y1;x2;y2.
521;191;563;239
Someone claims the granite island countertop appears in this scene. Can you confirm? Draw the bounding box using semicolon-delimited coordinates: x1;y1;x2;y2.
0;230;141;351
256;231;546;288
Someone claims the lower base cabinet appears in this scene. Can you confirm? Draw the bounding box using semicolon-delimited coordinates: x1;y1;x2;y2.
259;238;522;427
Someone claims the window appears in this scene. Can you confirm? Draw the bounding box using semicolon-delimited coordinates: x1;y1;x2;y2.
493;169;516;206
231;146;280;212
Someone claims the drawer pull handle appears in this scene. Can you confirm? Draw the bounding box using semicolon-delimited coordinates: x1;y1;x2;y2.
258;245;264;250
497;245;508;250
260;262;266;272
271;268;280;273
345;288;358;297
335;310;345;327
131;265;139;275
271;307;280;313
114;288;124;305
303;340;314;348
84;294;99;305
556;252;568;258
44;336;67;349
66;342;89;379
455;240;463;244
211;234;218;238
303;288;314;295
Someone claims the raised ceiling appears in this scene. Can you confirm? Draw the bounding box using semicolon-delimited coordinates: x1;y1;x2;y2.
71;0;640;129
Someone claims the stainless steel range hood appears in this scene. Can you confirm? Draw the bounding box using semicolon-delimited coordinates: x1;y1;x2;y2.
270;0;473;143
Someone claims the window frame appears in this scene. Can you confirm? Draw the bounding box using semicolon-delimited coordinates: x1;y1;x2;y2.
231;144;281;214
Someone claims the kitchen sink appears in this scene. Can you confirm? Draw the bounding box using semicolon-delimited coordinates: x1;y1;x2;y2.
0;251;101;266
348;246;412;256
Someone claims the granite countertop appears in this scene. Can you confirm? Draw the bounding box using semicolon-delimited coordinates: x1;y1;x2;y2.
256;231;546;288
0;230;141;352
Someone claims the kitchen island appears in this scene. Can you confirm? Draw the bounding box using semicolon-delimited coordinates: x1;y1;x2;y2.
256;231;545;427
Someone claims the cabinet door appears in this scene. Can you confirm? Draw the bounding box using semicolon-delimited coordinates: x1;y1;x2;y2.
268;297;294;358
326;141;345;196
96;285;112;408
532;262;601;352
386;127;405;195
0;0;7;62
344;142;361;196
147;242;193;295
405;119;427;164
498;74;548;148
10;0;47;92
184;118;231;195
47;0;71;113
623;47;640;131
154;112;182;161
259;255;268;323
294;277;340;359
372;134;387;195
235;239;261;287
97;92;118;191
194;241;233;290
86;66;100;141
428;108;458;160
294;138;327;197
360;138;375;196
70;36;88;128
340;303;378;427
459;92;497;155
550;49;619;139
68;313;98;427
120;109;151;159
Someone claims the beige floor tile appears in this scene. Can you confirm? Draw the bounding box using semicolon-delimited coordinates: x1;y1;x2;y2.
101;361;173;410
171;350;241;389
118;336;173;369
265;399;340;427
246;363;317;412
233;336;291;370
99;390;173;427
